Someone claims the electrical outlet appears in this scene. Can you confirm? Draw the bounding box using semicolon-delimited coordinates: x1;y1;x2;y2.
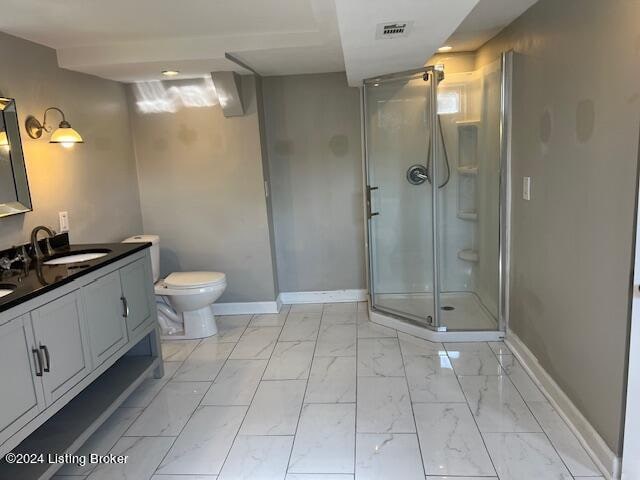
58;211;69;232
522;177;531;201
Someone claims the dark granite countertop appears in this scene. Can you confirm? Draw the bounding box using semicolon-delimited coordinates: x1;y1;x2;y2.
0;236;150;313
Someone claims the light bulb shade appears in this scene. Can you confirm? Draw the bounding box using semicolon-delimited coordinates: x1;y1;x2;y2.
49;126;83;145
0;131;8;146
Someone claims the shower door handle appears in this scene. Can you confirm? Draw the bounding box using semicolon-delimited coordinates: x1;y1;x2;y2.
366;186;379;219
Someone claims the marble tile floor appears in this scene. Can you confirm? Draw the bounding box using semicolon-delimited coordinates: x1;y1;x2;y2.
53;302;603;480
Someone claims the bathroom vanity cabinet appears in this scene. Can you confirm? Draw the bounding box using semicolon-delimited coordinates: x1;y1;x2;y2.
0;245;161;479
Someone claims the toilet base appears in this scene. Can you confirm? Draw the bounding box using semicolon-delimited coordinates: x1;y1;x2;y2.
160;305;219;341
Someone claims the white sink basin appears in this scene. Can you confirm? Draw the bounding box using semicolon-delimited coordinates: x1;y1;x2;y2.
44;252;108;265
0;288;14;298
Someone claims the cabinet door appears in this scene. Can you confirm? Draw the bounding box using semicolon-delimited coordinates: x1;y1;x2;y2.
120;256;156;340
83;271;129;368
30;291;91;405
0;315;45;446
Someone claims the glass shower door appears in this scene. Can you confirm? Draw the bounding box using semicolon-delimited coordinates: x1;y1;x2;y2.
365;56;508;334
364;70;439;327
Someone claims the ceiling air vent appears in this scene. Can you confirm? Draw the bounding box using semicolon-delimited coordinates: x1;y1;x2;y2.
376;21;412;39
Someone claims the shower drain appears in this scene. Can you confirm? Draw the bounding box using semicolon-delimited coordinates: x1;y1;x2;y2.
441;306;455;311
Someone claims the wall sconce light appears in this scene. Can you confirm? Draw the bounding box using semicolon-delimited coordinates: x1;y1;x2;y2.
25;107;84;148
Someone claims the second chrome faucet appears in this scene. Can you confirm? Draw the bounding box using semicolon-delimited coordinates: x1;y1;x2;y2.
30;225;56;260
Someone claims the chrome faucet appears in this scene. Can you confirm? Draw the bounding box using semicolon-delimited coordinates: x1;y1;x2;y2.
30;226;56;260
0;245;29;271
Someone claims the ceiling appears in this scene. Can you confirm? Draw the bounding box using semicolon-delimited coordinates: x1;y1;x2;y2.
0;0;537;84
444;0;538;52
335;0;478;85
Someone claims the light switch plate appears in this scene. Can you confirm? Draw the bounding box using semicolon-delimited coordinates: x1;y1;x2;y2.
58;211;69;232
523;177;531;201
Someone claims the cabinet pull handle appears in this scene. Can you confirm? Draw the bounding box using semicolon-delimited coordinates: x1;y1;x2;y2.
32;348;43;377
121;296;130;318
40;345;50;372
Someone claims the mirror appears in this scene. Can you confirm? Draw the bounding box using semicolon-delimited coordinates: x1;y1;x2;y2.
0;98;32;218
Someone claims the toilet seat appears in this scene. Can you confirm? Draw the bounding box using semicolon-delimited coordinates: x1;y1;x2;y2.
154;271;227;296
164;271;226;289
154;283;224;296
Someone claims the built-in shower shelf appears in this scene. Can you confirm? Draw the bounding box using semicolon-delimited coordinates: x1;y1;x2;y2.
457;211;478;221
458;249;479;263
457;165;478;175
456;119;481;127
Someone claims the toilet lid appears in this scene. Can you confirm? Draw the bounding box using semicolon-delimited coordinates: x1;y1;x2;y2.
164;271;226;289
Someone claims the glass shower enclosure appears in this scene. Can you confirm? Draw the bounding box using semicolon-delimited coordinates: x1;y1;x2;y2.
363;53;511;339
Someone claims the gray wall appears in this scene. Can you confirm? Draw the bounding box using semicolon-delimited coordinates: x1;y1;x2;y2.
128;76;278;303
0;31;143;246
477;0;640;454
262;73;365;292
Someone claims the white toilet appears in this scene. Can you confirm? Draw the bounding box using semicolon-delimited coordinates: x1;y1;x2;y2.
123;235;227;340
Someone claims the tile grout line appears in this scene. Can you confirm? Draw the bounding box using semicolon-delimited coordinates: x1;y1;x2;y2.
285;303;358;477
212;310;288;477
445;341;500;478
499;349;603;477
396;330;427;478
487;342;583;478
185;317;252;400
150;315;254;477
284;302;338;475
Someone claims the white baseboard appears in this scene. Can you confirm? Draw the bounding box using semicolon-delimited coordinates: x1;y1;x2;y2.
506;329;620;479
210;290;365;316
279;289;368;304
211;301;280;315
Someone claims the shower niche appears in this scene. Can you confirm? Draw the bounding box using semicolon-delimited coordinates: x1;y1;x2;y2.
456;119;479;264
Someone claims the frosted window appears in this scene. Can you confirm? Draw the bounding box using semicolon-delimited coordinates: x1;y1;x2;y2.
437;91;460;114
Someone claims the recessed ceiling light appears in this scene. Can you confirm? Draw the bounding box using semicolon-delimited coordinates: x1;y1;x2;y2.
438;45;453;52
161;70;180;77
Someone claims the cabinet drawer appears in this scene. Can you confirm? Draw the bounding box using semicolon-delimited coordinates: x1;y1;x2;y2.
83;271;129;368
0;315;45;447
30;291;91;405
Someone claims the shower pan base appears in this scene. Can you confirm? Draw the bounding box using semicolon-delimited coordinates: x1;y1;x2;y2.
370;308;504;342
370;292;504;342
376;292;496;330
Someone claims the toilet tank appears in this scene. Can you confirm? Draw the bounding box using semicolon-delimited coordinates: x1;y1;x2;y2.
122;234;160;282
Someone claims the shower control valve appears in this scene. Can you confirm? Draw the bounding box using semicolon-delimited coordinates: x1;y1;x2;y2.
407;164;428;185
